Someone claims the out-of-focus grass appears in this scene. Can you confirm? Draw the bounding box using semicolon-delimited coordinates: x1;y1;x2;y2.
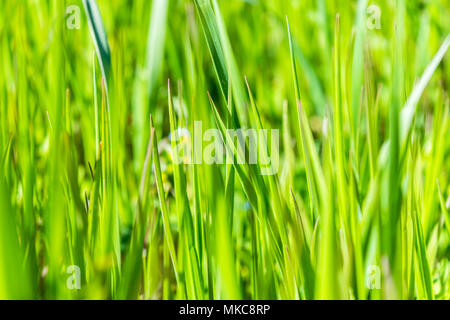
0;0;449;299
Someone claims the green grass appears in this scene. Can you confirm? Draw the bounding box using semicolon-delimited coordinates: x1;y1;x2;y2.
0;0;449;300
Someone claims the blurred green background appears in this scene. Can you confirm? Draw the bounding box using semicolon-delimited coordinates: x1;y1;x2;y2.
0;0;449;299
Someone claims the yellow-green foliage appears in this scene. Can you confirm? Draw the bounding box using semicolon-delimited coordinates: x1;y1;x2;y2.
0;0;449;300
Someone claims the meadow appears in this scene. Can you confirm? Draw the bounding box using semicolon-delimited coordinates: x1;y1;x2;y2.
0;0;449;300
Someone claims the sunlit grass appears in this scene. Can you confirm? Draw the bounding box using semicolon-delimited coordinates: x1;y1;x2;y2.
0;0;449;300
